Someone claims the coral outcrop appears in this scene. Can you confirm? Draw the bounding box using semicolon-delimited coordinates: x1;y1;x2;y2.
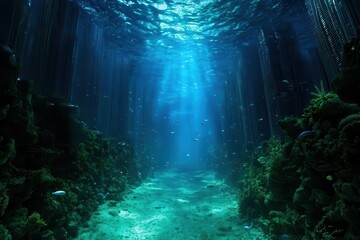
238;37;360;239
0;44;143;239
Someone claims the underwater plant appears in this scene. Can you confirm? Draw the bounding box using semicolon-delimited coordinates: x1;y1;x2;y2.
302;81;339;125
26;211;47;232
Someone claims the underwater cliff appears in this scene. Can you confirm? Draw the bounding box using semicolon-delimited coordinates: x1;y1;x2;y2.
0;43;146;239
238;38;360;239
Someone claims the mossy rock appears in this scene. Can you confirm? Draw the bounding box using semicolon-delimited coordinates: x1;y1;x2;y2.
0;190;9;217
339;114;360;146
0;44;18;99
268;157;300;202
303;87;338;124
333;182;360;203
36;230;55;240
6;207;28;239
318;98;347;120
0;224;12;240
340;200;360;231
278;117;304;139
0;138;16;165
26;211;46;233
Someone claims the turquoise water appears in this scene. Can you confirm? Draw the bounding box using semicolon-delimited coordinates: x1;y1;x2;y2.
75;170;268;240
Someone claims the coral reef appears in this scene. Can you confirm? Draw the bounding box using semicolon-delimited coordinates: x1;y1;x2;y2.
0;44;143;239
238;37;360;239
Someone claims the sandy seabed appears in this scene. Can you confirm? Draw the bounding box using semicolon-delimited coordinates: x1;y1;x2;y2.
74;170;268;240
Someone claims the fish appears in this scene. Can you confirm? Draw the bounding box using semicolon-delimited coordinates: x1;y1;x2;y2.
298;130;314;138
193;138;199;141
52;190;66;196
244;224;253;230
280;233;290;239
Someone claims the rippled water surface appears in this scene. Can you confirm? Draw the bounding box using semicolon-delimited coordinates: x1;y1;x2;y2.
76;0;306;58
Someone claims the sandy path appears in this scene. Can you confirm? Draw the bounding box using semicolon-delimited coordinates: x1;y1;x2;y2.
75;170;267;240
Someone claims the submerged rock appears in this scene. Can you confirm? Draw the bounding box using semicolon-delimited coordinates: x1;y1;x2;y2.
338;113;360;145
0;138;16;165
0;43;18;103
333;182;360;203
0;191;9;218
278;117;304;139
0;224;11;240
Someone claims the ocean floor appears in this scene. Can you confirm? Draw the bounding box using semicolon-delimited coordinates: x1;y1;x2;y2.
74;170;268;240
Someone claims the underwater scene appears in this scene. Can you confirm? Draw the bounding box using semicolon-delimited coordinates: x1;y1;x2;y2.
1;0;360;239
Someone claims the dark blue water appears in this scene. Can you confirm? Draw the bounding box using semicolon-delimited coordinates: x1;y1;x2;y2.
71;0;316;169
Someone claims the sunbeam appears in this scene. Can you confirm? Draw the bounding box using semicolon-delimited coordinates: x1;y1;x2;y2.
143;45;224;168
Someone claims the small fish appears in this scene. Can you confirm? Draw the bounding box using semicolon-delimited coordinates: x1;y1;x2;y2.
52;190;66;196
280;233;290;239
193;138;199;141
298;130;314;138
282;79;289;84
244;224;253;230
